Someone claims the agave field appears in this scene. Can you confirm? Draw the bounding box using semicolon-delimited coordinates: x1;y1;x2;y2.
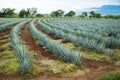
0;18;120;80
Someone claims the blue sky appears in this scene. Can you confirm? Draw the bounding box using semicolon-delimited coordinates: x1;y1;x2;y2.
0;0;120;13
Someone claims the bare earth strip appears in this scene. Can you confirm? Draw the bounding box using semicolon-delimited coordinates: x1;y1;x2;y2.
21;23;57;60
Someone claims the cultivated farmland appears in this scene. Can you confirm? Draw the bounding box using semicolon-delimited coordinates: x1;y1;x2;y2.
0;18;120;80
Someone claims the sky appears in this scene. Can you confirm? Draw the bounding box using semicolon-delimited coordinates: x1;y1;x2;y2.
0;0;120;13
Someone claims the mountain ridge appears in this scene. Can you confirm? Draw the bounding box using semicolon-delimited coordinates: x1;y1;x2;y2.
76;5;120;15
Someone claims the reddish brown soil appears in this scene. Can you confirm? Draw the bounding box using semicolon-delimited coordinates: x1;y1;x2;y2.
0;28;11;52
83;58;112;68
35;23;70;44
0;29;10;37
0;36;9;40
35;23;60;40
0;29;10;42
21;23;57;60
82;58;120;80
0;24;18;40
0;75;21;80
30;58;120;80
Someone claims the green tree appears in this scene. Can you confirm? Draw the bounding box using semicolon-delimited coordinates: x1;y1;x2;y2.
36;13;44;17
50;11;56;17
19;8;37;18
19;9;27;18
94;13;101;18
50;9;64;17
82;11;87;17
56;9;64;17
65;10;76;17
89;11;95;17
27;8;37;17
104;15;116;19
89;11;102;18
0;8;15;17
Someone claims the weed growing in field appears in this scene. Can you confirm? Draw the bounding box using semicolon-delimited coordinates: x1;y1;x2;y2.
0;51;20;75
97;70;120;80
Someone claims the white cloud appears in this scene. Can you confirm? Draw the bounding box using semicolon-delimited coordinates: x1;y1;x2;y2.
0;0;119;13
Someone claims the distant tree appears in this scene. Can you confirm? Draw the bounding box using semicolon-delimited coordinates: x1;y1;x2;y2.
104;15;116;19
64;10;76;17
19;9;27;18
50;11;56;17
89;11;95;17
36;13;44;17
27;8;37;17
0;8;15;17
94;13;101;18
19;8;37;18
114;15;120;19
56;9;64;17
50;9;64;17
82;11;87;17
89;11;101;18
79;15;83;17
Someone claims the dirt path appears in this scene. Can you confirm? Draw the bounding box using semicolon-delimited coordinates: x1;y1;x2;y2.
0;36;9;40
35;23;72;44
21;23;57;60
0;29;10;37
30;58;120;80
0;23;19;41
0;28;11;52
0;28;10;41
81;58;120;80
0;75;21;80
35;23;60;40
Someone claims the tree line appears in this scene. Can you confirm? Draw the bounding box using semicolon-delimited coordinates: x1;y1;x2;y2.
0;8;120;19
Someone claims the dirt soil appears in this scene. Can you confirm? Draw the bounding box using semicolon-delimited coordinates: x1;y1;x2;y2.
29;58;120;80
0;29;10;36
35;23;60;40
0;28;10;40
0;75;21;80
21;23;57;60
35;23;72;44
0;28;11;52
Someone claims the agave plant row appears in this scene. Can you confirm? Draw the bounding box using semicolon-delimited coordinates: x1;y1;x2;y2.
38;19;120;57
0;18;26;32
10;20;32;74
29;21;82;65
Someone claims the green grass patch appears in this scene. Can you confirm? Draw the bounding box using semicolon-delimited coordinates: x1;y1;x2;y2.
83;50;111;61
64;42;111;61
29;59;77;77
0;59;20;75
112;49;120;61
39;59;77;73
0;43;11;51
97;70;120;80
0;51;14;59
0;51;21;75
64;42;76;50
